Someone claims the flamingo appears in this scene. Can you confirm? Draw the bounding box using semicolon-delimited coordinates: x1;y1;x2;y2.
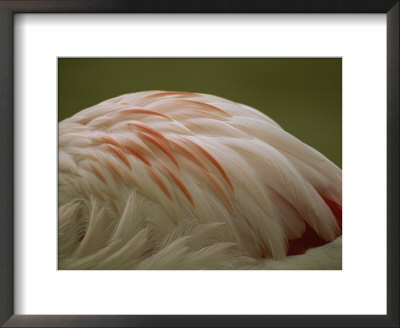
58;91;342;270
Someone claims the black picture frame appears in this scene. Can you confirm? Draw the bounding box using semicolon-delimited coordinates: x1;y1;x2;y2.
0;1;398;327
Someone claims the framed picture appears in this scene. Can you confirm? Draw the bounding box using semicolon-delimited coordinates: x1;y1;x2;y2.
1;1;398;327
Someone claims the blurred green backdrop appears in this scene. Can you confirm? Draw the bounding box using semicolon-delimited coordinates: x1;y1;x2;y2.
58;58;341;167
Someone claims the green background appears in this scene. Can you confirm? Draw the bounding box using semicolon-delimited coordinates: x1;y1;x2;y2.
58;58;342;167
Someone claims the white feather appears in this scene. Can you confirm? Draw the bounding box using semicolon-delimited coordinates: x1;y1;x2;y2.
59;90;342;269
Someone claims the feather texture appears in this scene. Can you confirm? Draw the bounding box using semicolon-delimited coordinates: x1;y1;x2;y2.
59;91;342;269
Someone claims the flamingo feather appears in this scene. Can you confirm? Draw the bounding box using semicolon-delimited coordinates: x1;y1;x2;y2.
58;91;342;270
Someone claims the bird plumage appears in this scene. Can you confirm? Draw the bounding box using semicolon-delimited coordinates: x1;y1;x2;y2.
58;91;342;269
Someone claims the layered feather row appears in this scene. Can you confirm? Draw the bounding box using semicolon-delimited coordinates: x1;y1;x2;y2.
58;91;342;269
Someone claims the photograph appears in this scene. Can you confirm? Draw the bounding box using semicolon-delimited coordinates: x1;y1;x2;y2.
1;1;396;325
58;58;342;270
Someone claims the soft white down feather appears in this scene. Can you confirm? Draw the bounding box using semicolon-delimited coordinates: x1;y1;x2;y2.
58;91;342;270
